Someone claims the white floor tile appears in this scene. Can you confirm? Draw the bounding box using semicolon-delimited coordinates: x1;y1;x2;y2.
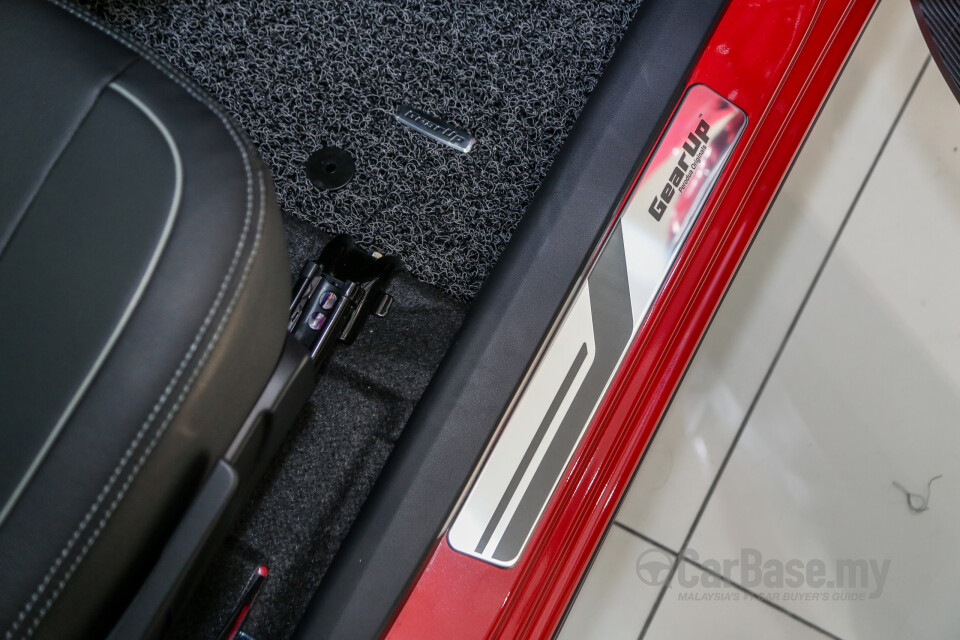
645;561;829;640
687;65;960;640
616;0;930;550
557;528;668;640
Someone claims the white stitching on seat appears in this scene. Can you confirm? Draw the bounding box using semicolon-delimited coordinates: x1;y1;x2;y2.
4;1;267;637
0;81;185;531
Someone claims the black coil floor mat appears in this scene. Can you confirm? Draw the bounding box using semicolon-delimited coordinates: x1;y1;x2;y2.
75;0;643;301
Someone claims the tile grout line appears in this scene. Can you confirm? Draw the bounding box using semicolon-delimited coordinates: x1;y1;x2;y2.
635;55;931;640
681;557;843;639
613;521;679;555
636;536;682;637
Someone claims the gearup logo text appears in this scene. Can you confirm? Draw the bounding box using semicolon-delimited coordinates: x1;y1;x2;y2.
647;119;711;222
636;547;891;602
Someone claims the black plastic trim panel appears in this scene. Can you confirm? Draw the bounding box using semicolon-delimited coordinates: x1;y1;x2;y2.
293;1;730;638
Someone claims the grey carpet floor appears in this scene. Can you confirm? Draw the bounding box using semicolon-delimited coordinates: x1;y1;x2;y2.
76;0;642;301
172;217;467;640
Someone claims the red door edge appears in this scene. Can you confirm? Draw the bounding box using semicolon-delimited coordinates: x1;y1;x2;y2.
385;1;879;638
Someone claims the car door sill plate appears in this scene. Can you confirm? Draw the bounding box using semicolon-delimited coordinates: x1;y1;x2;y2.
447;84;746;567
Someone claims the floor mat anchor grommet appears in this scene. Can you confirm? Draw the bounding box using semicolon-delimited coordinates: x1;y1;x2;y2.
306;146;355;191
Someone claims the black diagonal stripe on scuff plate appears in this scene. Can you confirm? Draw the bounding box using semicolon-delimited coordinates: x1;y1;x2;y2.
491;224;634;563
475;342;589;554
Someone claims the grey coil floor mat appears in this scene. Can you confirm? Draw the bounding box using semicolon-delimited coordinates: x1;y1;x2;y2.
75;0;643;301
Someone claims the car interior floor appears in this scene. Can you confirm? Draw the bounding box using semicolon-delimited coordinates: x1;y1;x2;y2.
74;0;645;636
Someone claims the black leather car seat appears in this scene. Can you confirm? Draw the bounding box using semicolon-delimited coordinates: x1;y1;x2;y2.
0;1;293;637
